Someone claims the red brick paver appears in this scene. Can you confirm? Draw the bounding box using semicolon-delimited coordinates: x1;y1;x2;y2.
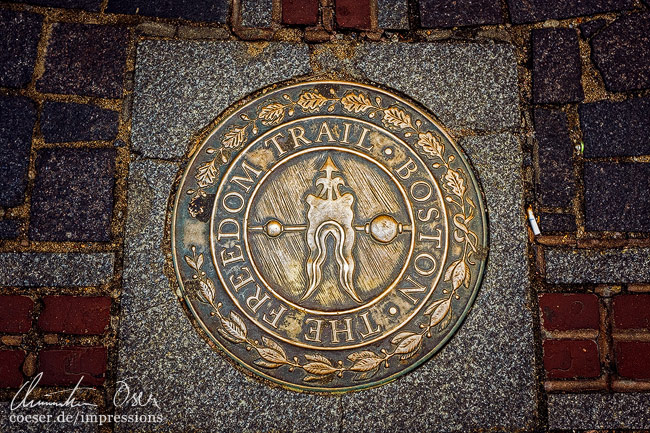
38;296;111;335
0;295;33;333
335;0;371;29
543;339;601;379
613;294;650;330
615;341;650;379
539;293;600;331
0;349;25;388
38;346;107;386
282;0;319;25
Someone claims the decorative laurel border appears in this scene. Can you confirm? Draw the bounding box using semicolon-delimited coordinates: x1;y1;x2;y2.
182;87;480;384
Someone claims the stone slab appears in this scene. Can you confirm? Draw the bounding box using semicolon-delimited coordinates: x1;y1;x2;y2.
584;162;650;232
591;13;650;92
123;40;534;430
351;43;520;132
534;108;575;208
241;0;273;27
130;41;311;159
419;0;503;28
29;148;116;242
548;393;650;429
0;9;42;88
580;96;650;158
545;247;650;284
7;0;101;11
0;95;36;208
37;23;128;98
532;28;583;104
41;102;119;143
106;0;229;23
507;0;635;24
377;0;409;29
0;253;114;287
340;133;536;432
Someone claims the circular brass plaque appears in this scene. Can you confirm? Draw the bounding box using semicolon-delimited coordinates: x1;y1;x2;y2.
171;81;488;392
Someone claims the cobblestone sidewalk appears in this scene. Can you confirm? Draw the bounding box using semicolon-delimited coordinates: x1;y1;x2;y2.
1;0;649;432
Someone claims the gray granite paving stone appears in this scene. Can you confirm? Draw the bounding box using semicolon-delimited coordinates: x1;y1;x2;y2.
131;41;311;159
378;0;409;29
579;19;607;39
549;393;650;429
352;43;520;132
0;253;114;286
41;102;119;143
539;213;576;233
584;162;650;232
545;247;650;284
8;0;102;11
117;160;340;432
241;0;273;27
591;13;650;92
0;9;42;88
122;159;179;315
0;95;36;208
341;133;536;432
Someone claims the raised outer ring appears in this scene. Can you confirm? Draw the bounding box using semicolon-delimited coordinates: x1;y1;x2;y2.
170;80;489;393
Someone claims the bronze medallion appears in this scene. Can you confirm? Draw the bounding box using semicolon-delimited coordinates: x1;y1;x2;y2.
171;81;488;392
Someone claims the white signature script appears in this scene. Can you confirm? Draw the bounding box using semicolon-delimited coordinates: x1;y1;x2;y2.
11;373;160;410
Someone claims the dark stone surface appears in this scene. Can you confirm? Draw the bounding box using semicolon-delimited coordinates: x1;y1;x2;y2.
41;102;119;143
0;10;42;88
539;212;576;232
533;28;584;104
37;23;128;98
507;0;634;24
579;19;607;39
584;162;650;232
29;148;116;241
0;96;36;208
106;0;229;23
534;108;575;208
591;13;650;92
580;97;650;158
7;0;101;11
0;220;21;240
420;0;503;28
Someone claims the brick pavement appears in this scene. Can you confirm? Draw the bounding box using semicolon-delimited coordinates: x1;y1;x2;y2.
0;0;649;431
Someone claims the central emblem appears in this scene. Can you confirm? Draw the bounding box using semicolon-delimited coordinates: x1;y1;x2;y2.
171;81;488;392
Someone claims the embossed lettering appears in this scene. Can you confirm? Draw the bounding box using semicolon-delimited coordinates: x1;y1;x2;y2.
264;132;286;155
358;311;382;339
220;244;244;266
217;218;240;241
304;318;324;342
288;126;312;148
222;191;244;213
418;229;442;249
315;121;335;143
230;160;262;193
398;275;427;304
246;284;270;313
330;318;354;343
263;305;288;329
414;253;437;276
229;266;254;292
396;158;417;180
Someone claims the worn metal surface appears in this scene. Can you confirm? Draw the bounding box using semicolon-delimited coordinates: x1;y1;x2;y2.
171;81;488;392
